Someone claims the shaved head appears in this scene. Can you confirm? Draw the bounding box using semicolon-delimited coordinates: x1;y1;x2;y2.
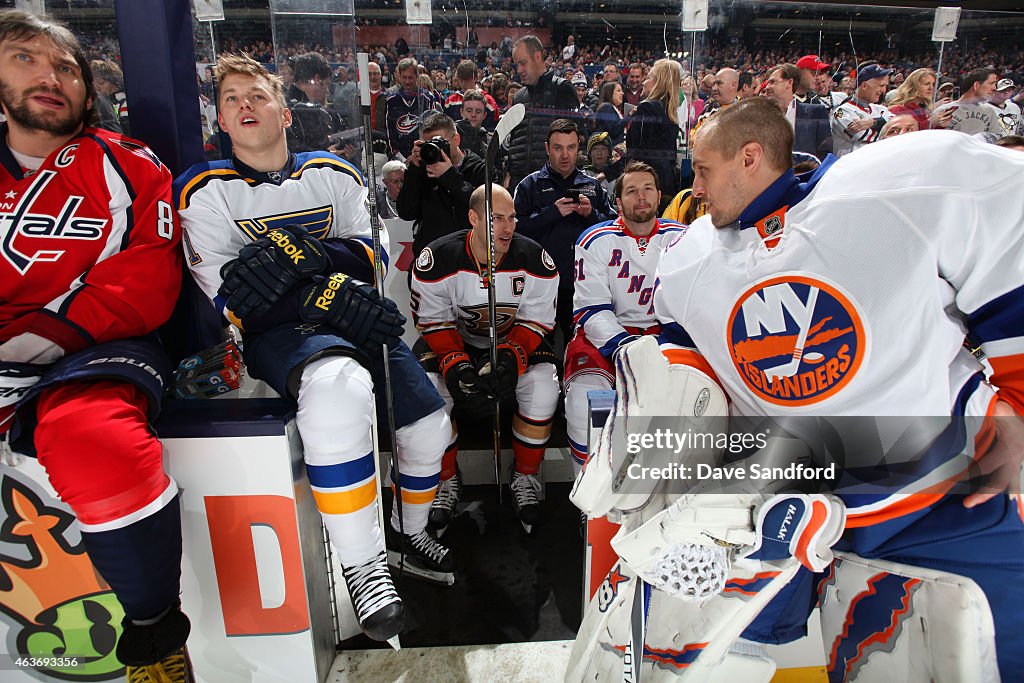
469;183;513;215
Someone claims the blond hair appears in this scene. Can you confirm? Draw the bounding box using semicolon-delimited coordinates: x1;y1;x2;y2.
644;59;681;125
215;53;285;107
888;68;936;109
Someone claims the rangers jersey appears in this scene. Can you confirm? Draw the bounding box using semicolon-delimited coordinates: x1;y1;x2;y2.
0;125;181;356
411;230;558;363
654;131;1024;536
174;151;383;319
573;217;687;356
830;97;891;156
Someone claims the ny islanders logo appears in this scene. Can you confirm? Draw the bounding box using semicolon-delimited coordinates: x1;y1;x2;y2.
727;275;865;406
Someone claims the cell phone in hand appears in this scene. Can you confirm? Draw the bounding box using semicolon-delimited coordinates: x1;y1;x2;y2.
564;189;582;203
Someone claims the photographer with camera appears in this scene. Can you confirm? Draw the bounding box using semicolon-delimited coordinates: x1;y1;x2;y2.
514;119;616;341
398;111;488;259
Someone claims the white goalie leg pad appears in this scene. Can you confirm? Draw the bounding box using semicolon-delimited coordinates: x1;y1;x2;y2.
570;336;728;518
566;558;798;682
820;552;999;683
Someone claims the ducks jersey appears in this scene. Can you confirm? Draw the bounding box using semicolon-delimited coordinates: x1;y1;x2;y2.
411;230;558;360
573;217;688;356
654;131;1024;534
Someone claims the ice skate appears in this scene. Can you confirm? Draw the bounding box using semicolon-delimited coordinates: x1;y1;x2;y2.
341;551;405;642
510;470;542;533
118;607;194;683
427;471;462;537
126;647;195;683
387;524;456;586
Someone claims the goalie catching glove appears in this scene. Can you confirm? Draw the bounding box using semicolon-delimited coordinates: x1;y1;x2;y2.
219;225;329;319
299;272;405;348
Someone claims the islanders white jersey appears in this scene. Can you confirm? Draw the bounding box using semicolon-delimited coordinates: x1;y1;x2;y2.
173;152;383;314
411;230;558;355
573;217;687;356
654;130;1024;527
830;98;891;156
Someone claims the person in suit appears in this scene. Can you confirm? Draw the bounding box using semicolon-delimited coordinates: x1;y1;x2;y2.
763;63;832;160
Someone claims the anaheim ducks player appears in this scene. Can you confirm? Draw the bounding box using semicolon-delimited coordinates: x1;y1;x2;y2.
565;160;687;475
411;184;560;533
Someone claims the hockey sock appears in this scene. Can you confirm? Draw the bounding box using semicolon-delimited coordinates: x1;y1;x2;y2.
33;381;182;622
440;421;459;481
511;411;552;475
296;356;383;567
389;407;448;533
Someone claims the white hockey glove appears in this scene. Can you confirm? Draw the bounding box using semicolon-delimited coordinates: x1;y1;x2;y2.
570;336;728;518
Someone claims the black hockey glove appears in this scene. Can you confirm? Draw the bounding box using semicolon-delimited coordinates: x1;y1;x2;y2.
476;348;520;403
219;225;329;320
298;272;405;348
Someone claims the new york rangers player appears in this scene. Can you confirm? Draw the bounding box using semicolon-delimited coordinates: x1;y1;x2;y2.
175;54;455;644
0;11;191;682
565;160;687;475
570;97;1024;682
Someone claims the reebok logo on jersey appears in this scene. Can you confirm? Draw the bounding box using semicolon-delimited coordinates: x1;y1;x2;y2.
727;275;865;406
0;171;108;274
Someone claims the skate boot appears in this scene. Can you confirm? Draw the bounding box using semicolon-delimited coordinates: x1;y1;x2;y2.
118;606;194;683
341;550;405;644
387;524;456;585
427;471;462;536
126;648;195;683
510;470;542;533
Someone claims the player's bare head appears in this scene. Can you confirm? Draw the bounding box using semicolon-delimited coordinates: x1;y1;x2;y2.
468;184;516;256
615;161;661;228
696;98;792;173
692;98;793;227
615;160;660;200
0;9;94;130
216;53;286;108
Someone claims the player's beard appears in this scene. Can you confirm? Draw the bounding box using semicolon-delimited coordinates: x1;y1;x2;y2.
0;81;86;137
623;204;657;224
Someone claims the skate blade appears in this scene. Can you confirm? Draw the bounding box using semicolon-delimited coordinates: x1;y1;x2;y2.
520;521;534;534
386;550;456;586
387;635;401;651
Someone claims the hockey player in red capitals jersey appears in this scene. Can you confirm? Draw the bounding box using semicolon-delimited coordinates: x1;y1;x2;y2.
649;98;1024;680
564;160;687;475
0;11;188;682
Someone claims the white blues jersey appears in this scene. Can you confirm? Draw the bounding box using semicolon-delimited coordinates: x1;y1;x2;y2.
654;131;1024;529
573;217;687;356
830;98;892;157
411;230;558;356
174;151;383;315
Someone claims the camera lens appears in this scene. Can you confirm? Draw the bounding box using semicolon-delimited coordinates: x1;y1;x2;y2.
421;142;440;164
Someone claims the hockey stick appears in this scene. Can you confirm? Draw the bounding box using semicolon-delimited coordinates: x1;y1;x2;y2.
358;54;405;583
763;286;819;385
482;103;526;508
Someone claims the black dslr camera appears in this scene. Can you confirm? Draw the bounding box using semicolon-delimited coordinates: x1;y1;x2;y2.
420;136;451;165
